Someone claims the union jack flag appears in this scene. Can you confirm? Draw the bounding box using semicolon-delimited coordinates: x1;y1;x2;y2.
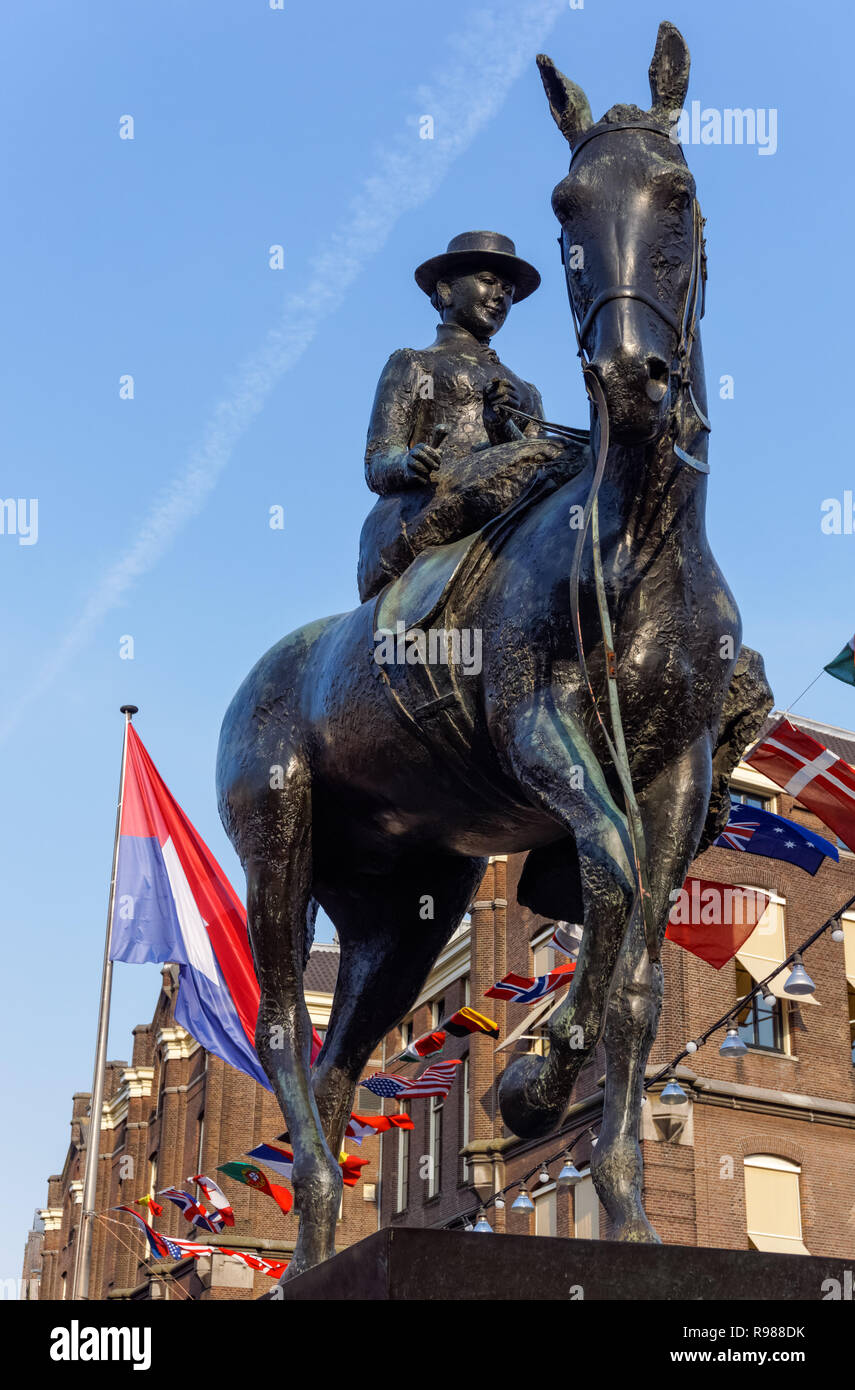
485;962;575;1004
360;1059;462;1100
158;1187;225;1233
715;813;760;852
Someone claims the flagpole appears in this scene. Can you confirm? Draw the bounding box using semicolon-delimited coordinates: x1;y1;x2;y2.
72;704;138;1301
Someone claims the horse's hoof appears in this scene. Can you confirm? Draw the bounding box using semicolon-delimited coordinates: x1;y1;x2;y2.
498;1053;565;1139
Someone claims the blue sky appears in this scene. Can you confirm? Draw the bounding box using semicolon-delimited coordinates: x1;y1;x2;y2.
2;0;854;1280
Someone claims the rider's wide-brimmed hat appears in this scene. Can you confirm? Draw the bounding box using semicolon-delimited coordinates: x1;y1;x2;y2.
414;231;541;303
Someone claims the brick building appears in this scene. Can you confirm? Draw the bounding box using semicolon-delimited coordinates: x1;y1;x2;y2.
26;710;855;1297
377;712;855;1261
28;945;383;1301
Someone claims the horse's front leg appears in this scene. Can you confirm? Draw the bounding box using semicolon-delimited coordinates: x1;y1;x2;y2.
592;734;713;1242
497;692;637;1138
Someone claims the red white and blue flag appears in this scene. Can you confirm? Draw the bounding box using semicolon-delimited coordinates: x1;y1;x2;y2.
115;1207;285;1276
484;962;575;1004
244;1143;294;1180
157;1187;225;1233
108;723;321;1089
115;1206;194;1261
360;1060;462;1100
713;798;837;874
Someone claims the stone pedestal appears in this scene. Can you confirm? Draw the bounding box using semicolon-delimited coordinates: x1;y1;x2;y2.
277;1228;851;1301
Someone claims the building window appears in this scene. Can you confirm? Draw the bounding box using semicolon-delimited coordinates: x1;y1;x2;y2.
730;892;815;1056
432;998;445;1030
395;1103;410;1213
461;1056;470;1183
532;936;556;976
148;1153;158;1197
743;1155;808;1254
463;975;471;1007
533;1183;557;1237
428;1095;443;1198
735;964;784;1052
573;1170;600;1240
733;792;771;810
401;1019;413;1051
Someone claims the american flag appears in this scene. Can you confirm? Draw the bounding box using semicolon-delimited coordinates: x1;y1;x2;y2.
485;962;575;1004
360;1059;462;1100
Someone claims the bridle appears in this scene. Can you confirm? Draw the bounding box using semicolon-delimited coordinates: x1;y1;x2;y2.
562;119;710;473
508;119;712;966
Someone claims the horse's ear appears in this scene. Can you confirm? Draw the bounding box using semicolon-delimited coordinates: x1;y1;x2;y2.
648;21;690;119
537;54;593;147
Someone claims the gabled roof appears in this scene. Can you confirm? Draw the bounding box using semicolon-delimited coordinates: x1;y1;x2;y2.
304;942;339;996
756;710;855;769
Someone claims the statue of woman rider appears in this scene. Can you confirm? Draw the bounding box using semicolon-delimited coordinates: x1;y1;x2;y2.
357;231;588;602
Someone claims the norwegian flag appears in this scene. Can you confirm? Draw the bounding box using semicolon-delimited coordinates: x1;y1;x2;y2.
360;1059;462;1100
485;962;575;1004
746;718;855;854
158;1187;225;1233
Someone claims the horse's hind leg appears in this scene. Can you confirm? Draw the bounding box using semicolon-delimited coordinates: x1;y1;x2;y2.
311;855;486;1163
498;694;637;1139
239;759;342;1278
593;736;712;1241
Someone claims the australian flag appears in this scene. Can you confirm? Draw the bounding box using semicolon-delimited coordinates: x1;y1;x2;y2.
714;800;839;876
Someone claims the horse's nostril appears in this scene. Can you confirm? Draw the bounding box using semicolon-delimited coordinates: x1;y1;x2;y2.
645;357;669;402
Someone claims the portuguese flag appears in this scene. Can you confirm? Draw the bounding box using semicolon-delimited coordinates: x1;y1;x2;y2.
217;1161;293;1216
825;635;855;687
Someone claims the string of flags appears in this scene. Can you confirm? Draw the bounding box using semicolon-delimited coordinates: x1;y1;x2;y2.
114;1206;287;1279
450;887;855;1230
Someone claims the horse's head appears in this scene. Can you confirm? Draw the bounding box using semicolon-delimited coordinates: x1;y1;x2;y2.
539;22;704;445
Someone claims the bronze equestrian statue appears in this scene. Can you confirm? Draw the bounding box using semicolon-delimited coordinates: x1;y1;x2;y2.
217;20;772;1279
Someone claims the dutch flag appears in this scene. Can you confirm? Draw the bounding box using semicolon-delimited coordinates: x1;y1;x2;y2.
109;723;321;1089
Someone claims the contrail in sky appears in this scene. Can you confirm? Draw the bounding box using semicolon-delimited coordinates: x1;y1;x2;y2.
0;0;568;743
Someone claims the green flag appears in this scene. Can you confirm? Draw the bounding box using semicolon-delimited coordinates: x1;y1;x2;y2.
825;636;855;687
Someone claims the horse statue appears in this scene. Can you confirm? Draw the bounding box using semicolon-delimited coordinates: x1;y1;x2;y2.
217;20;773;1280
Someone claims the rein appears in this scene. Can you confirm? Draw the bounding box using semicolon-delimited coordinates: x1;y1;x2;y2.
509;121;710;966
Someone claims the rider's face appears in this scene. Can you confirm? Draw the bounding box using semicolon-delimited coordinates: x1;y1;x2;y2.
440;270;515;339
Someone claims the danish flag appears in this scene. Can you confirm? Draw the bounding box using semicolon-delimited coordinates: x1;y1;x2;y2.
745;718;855;854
